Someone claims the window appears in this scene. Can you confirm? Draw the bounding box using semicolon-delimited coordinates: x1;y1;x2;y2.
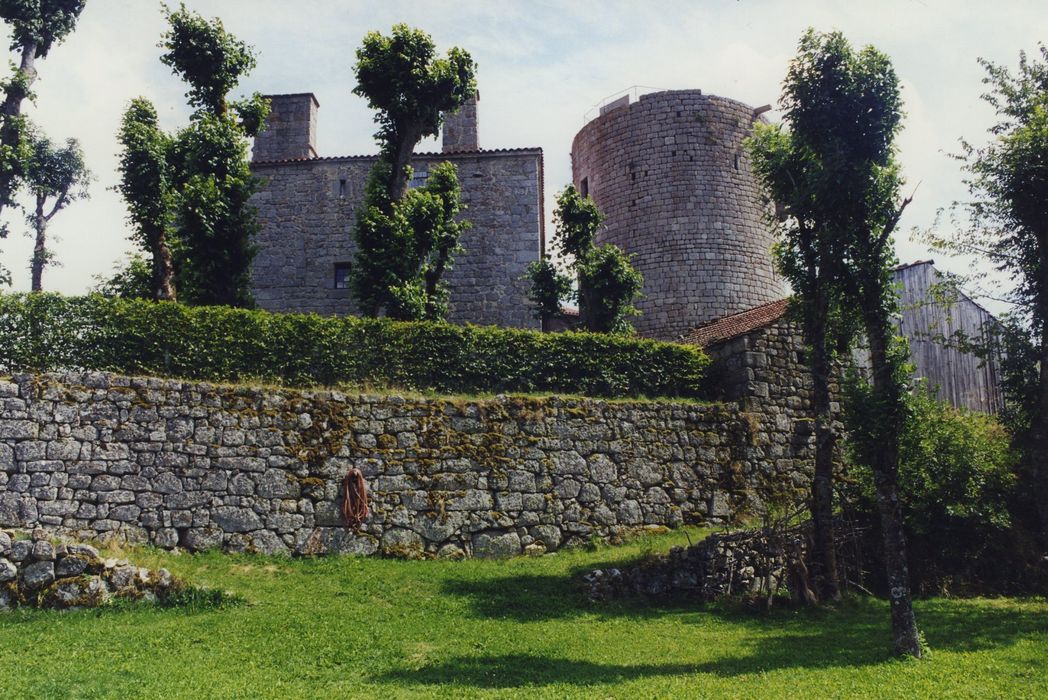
338;178;347;198
334;262;351;289
580;177;588;197
409;169;429;189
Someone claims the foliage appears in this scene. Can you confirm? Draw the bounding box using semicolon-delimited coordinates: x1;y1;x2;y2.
350;25;475;320
771;28;921;656
0;0;85;278
160;3;256;116
524;256;572;325
353;23;475;169
577;243;643;335
21;129;89;290
2;539;1047;698
116;97;176;301
352;161;469;320
552;183;603;260
92;254;152;300
897;392;1016;536
845;390;1033;594
0;0;84;57
157;4;269;308
529;184;643;334
0;293;709;398
925;45;1048;545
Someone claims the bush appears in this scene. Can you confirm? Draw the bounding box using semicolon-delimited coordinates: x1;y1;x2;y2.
0;293;709;399
846;389;1025;594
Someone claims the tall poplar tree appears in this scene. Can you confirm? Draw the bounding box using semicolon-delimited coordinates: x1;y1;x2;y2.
755;29;921;657
158;3;268;307
0;0;86;283
350;24;475;319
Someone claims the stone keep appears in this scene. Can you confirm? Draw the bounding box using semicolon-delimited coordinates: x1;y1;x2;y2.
249;92;542;329
571;90;787;341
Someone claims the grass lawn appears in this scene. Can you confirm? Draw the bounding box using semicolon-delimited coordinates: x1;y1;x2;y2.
1;528;1045;699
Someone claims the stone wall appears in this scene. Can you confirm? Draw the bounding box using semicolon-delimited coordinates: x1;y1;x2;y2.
701;318;819;463
571;90;786;340
250;148;543;329
0;372;812;558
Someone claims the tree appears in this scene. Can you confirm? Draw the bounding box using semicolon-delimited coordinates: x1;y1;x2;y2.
747;40;871;603
350;24;475;319
577;244;643;334
353;23;475;202
758;29;921;657
353;161;470;320
927;45;1048;545
21;130;88;290
116;98;176;301
525;256;572;328
0;0;85;282
158;3;268;307
92;254;152;300
527;184;642;334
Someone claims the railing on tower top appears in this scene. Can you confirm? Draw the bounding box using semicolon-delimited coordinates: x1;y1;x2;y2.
581;85;668;125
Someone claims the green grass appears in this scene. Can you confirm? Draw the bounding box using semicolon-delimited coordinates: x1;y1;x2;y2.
1;528;1045;699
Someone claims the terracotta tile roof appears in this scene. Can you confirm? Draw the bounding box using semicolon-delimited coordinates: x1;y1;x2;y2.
679;298;792;348
252;147;543;166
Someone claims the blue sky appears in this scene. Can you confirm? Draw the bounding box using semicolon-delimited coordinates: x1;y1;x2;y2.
2;0;1046;311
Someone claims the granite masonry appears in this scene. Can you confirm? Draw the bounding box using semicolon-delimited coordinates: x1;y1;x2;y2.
0;372;812;558
571;90;787;340
249;93;543;329
0;528;182;610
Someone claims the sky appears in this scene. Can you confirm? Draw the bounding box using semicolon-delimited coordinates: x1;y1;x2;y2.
1;0;1045;312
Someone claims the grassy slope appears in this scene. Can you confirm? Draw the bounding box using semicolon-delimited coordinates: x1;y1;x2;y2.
0;528;1045;699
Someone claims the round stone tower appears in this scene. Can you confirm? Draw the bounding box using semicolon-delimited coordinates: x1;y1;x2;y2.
571;90;785;340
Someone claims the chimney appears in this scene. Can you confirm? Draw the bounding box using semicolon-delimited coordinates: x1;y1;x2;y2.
252;93;319;163
442;92;479;153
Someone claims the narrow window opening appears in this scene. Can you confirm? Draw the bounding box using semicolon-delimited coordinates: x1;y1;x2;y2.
334;262;351;289
733;153;740;171
338;178;347;198
579;177;589;197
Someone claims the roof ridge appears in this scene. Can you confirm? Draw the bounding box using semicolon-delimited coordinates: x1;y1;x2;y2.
252;146;543;166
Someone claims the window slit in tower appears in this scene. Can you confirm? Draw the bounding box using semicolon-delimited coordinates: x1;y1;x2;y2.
338;178;347;198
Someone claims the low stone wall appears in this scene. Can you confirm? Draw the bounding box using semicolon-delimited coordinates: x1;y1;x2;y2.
0;528;180;610
0;373;811;557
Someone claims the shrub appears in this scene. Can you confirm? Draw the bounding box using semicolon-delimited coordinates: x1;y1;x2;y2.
0;293;709;399
845;388;1022;594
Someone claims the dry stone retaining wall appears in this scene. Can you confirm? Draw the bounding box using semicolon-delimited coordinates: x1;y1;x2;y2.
0;372;812;558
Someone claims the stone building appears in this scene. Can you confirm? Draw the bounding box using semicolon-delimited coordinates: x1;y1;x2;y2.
249;93;543;329
680;261;1005;415
571;90;787;341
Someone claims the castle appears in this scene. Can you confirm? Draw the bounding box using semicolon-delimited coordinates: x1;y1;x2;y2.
249;87;1003;414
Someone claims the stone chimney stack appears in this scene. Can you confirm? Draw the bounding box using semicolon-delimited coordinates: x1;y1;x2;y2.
252;93;319;163
441;92;479;153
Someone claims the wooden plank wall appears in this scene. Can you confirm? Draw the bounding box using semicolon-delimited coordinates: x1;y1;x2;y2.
893;262;1004;414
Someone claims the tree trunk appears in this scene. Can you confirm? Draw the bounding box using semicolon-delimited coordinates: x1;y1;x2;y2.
1032;279;1048;545
0;40;38;213
865;308;922;658
808;287;842;602
388;124;423;204
30;196;46;292
151;228;177;302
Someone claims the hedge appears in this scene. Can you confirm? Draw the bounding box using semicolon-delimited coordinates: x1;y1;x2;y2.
0;293;709;399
